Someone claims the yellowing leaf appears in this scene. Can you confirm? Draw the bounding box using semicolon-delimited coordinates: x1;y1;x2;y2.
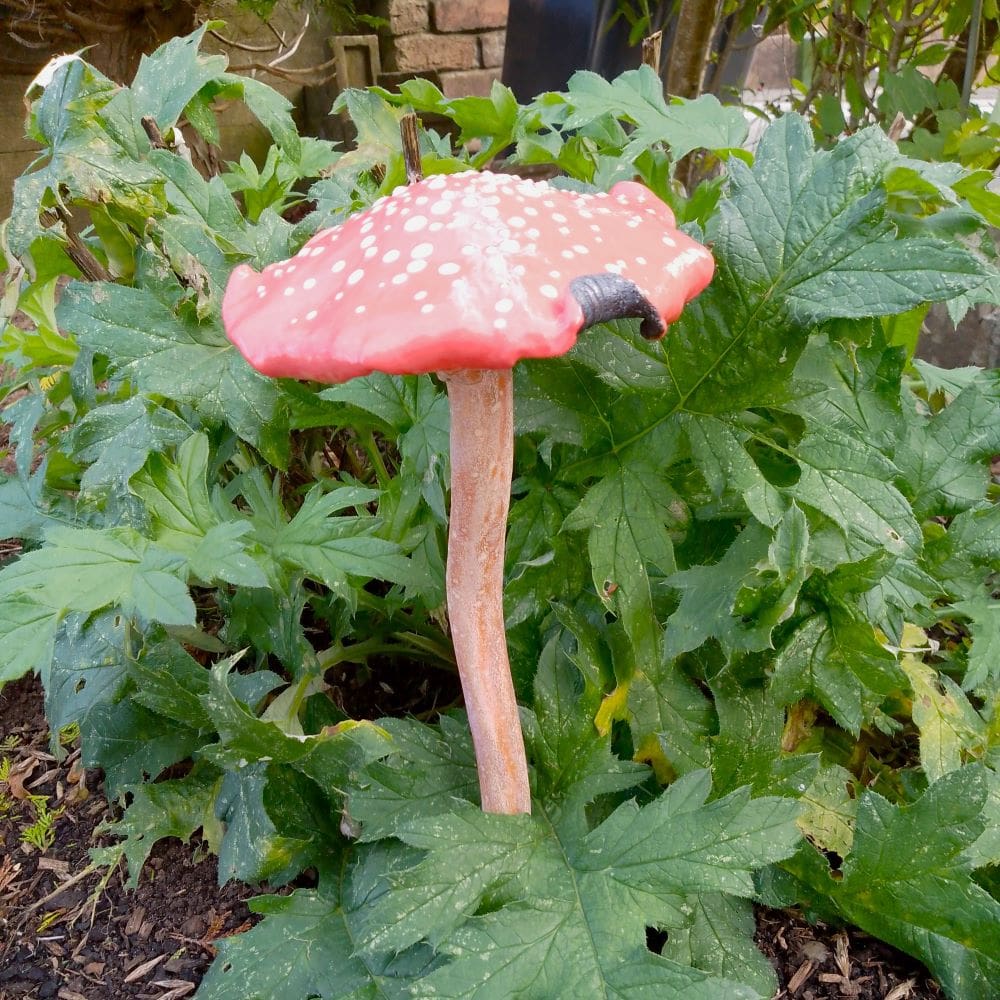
901;653;984;782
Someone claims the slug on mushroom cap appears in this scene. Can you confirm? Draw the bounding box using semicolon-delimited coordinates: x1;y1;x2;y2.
222;170;714;381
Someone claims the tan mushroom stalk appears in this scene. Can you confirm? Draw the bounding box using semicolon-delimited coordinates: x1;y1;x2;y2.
221;170;715;815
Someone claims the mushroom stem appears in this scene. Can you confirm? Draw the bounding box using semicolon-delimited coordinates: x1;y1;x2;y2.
441;367;531;815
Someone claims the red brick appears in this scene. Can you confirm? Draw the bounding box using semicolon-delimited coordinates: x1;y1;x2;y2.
433;0;508;32
373;0;428;35
439;68;502;98
391;32;479;71
478;29;506;68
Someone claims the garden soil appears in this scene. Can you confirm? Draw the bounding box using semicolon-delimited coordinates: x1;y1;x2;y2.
1;673;945;1000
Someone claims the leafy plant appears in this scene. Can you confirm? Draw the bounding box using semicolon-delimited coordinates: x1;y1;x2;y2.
2;26;1000;1000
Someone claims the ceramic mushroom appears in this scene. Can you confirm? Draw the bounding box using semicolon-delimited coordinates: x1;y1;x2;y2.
222;170;714;815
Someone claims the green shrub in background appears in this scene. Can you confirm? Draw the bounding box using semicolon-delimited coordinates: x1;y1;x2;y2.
1;26;999;999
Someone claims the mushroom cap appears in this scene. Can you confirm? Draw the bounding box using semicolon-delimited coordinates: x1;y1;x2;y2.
222;171;714;383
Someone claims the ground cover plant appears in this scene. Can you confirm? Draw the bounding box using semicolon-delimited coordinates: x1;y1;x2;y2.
1;26;999;999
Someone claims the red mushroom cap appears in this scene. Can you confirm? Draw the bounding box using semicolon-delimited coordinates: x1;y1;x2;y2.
222;171;714;383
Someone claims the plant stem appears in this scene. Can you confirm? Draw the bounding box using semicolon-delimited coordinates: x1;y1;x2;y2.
358;429;391;487
441;368;531;815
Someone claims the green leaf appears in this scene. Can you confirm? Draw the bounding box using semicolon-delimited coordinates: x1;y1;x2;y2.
894;383;1000;518
68;395;192;494
771;611;905;734
125;636;214;731
785;427;920;558
81;699;201;798
946;596;1000;690
0;597;57;684
57;282;285;457
44;612;129;750
221;74;301;159
681;414;784;526
100;24;227;142
0;466;66;543
348;715;480;841
564;459;680;662
663;512;807;661
197;859;436;1000
132;433;267;588
659;117;985;417
263;486;420;596
560;67;748;162
358;770;797;998
215;764;316;885
785;767;1000;999
0;526;195;681
199;656;390;795
662;893;777;998
9;60;156;254
95;766;221;887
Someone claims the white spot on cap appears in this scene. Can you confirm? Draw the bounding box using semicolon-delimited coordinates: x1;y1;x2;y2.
415;289;428;300
360;235;376;249
406;259;427;274
523;206;538;216
383;249;400;264
306;310;318;320
495;298;513;313
438;262;460;275
499;239;521;254
421;303;434;314
494;318;507;329
509;216;525;228
310;245;325;256
392;273;408;285
331;260;346;273
552;213;567;223
347;268;364;285
284;286;295;296
411;242;433;259
572;244;589;254
303;278;317;290
356;305;366;314
403;215;428;232
540;284;558;299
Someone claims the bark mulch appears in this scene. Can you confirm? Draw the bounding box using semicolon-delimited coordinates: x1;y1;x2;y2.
1;673;946;1000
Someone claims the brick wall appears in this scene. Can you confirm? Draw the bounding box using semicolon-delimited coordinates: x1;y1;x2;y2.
373;0;508;97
